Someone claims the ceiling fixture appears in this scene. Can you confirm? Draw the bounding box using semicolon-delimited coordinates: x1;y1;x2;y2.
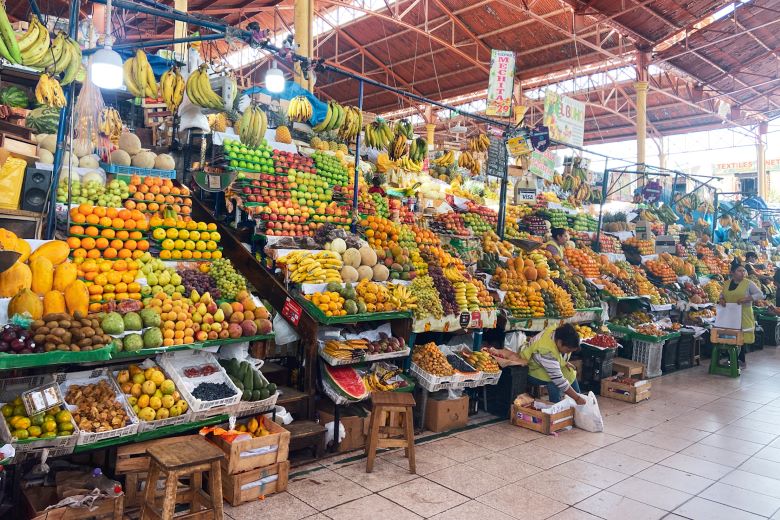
90;0;123;89
266;61;285;93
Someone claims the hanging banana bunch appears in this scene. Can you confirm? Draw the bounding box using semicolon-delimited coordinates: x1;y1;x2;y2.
185;64;224;110
160;66;185;113
408;137;427;163
397;156;422;172
337;106;363;142
34;73;66;107
238;104;268;148
388;133;409;160
287;95;313;122
124;49;158;98
98;107;123;144
393;119;413;139
16;18;49;68
468;133;489;153
312;101;342;132
363;119;393;150
432;150;455;167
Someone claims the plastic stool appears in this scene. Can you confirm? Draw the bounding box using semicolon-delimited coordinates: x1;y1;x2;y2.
709;344;741;378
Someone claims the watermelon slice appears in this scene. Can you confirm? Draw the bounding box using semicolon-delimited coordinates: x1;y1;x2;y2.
322;364;368;401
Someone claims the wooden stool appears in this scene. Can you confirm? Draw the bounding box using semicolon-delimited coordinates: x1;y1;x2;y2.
612;357;645;378
366;392;416;474
140;436;224;520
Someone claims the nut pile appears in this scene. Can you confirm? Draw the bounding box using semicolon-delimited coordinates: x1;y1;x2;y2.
65;380;130;432
30;313;112;352
412;342;453;376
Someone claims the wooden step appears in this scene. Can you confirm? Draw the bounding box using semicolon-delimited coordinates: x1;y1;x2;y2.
286;420;327;461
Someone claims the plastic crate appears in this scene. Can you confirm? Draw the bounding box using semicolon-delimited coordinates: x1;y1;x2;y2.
409;362;453;392
111;365;193;433
486;365;527;418
661;339;678;373
101;162;176;179
55;368;139;446
759;318;780;346
632;340;664;378
677;336;694;370
235;391;280;417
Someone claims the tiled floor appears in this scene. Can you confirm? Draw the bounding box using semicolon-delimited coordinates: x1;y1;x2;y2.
224;348;780;520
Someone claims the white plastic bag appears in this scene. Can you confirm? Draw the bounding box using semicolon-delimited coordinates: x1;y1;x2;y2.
574;391;604;432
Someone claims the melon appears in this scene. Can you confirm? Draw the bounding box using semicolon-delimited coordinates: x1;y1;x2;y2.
342;248;361;269
330;238;347;254
118;133;142;155
79;154;99;168
372;264;389;282
132;151;156;168
340;265;358;283
39;134;57;153
154;153;175;170
110;150;131;166
359;245;377;267
71;138;93;158
38;149;54;164
322;365;368;400
357;266;373;281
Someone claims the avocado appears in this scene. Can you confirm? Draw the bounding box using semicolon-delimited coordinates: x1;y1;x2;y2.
251;389;263;401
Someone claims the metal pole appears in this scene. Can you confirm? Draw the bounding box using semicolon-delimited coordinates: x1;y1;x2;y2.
89;0;234;33
83;33;225;55
594;160;610;250
351;80;364;233
497;137;508;239
28;0;45;23
712;191;719;239
46;0;80;239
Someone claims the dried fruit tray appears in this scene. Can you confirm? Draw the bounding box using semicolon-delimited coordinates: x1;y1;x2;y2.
55;368;139;446
0;375;79;460
409;362;455;392
159;350;241;419
318;345;411;366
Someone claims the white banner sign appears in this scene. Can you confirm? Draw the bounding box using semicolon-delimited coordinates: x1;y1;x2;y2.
543;90;585;147
486;50;515;117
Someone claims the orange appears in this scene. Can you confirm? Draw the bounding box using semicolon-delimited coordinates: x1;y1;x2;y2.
133;192;145;201
181;250;193;260
70;225;85;235
78;203;93;215
81;260;99;272
84;226;99;237
99;216;113;227
67;237;81;249
135;219;148;230
72;248;87;258
130;210;143;221
171;250;182;260
192;251;202;259
106;207;119;218
132;250;143;259
124;240;137;251
93;206;107;218
118;249;132;259
125;200;136;210
150;185;160;195
116;230;129;240
72;213;86;224
81;237;96;249
202;251;212;260
115;282;128;293
83;271;98;281
211;250;222;259
112;218;125;229
159;250;172;260
101;228;116;239
87;249;101;259
128;282;141;293
99;262;112;273
137;202;148;212
129;231;143;240
86;214;100;225
138;184;149;194
124;219;136;230
207;223;217;231
95;237;109;250
113;260;127;272
144;193;154;202
110;239;123;250
88;284;103;295
165;195;174;204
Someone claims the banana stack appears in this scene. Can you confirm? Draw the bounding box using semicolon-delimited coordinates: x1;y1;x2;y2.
432;150;455;167
186;64;226;109
238;105;268;148
287;95;313;122
124;50;158;98
363;120;393;150
278;250;343;284
443;265;466;282
396;156;422;172
21;28;81;85
35;74;66;108
408;137;427;163
458;151;481;174
98;107;123;143
323;339;368;360
388;283;417;311
388;133;409;160
312;101;344;132
393;119;414;139
337;106;362;141
363;370;403;392
468;133;490;153
160;66;185;113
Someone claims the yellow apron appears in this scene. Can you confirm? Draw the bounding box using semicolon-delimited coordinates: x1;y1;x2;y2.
545;241;564;258
520;326;576;383
722;278;755;344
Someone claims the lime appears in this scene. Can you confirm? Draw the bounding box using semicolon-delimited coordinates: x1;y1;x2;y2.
40;432;57;439
1;405;13;418
30;413;44;427
55;410;72;424
58;421;74;433
28;426;41;438
12;405;26;417
12;429;28;440
42;420;57;433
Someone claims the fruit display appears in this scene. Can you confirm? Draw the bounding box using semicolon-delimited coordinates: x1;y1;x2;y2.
362;364;408;392
635;324;667;337
191;382;236;402
431;213;470;237
565;248;600;278
461;349;500;372
611;311;653;328
64;379;132;432
232;414;274;436
644;259;676;284
322;364;368;400
623;237;655;255
584;334;618;348
25;312;113;353
115;364;188;421
598;235;622;254
703;281;722;303
159;66;186;113
575;324;596;340
125;176;191;215
287;96;313;123
220;358;277;401
411;342;453;377
2;398;74;441
408;276;444;320
322;336;406;361
208;259;247;301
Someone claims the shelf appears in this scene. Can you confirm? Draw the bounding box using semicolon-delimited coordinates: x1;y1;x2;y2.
297;296;411;325
319;348;410;366
110;334;275;360
0;345;113;370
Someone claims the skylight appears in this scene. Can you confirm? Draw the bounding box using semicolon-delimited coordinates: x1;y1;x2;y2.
653;0;752;53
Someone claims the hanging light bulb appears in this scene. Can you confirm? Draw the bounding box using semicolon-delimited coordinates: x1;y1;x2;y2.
90;0;123;89
266;61;285;93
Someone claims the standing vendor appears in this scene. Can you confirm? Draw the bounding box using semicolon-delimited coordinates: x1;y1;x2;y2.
546;228;569;259
719;261;764;366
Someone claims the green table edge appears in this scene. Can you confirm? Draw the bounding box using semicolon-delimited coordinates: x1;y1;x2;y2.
297;296;411;324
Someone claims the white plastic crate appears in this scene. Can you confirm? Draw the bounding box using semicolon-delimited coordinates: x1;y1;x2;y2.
159;350;241;418
235;391;280;417
409;362;453;392
55;368;139;446
0;375;78;459
632;340;664;378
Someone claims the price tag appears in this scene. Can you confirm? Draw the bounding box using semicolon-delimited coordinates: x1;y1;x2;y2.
470;310;483;329
23;382;64;417
459;312;471;328
208;173;221;190
516;188;536;203
281;297;302;326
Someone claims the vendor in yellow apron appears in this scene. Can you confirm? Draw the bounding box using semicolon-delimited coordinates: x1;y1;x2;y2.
520;324;584;403
720;263;763;364
545;228;569;258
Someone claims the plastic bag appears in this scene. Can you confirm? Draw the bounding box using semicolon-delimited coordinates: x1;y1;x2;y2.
574;391;604;432
272;313;299;345
0;157;26;210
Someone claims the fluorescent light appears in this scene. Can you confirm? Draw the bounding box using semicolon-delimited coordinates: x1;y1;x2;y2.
91;47;124;89
266;62;285;93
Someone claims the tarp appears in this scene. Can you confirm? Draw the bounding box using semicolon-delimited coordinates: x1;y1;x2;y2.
243;82;329;125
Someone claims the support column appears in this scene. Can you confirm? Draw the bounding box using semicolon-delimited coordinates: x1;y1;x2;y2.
758;136;767;200
635;80;649;167
174;0;188;61
426;124;435;148
294;0;314;90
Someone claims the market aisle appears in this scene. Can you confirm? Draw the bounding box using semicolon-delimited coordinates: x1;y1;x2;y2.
224;347;780;520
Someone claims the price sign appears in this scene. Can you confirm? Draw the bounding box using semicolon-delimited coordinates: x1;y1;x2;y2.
516;188;537;203
23;382;64;417
459;312;471;328
281;297;302;326
486;135;508;178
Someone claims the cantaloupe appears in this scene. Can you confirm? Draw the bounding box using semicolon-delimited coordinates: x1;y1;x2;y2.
132;151;156;168
342;248;361;269
38;149;54;164
71;138;93;158
110;150;131;166
79;154;100;168
39;134;57;153
372;264;389;282
357;266;373;281
154;153;175;170
340;265;358;283
359;245;377;267
330;238;347;254
118;133;142;155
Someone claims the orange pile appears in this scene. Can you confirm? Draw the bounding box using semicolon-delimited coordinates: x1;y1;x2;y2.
74;258;142;310
144;292;196;346
125;175;192;216
645;259;677;284
564;248;600;278
360;215;399;248
68;204;150;260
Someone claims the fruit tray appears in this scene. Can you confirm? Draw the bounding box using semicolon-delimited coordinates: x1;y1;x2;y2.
318;347;411;366
297;296;411;325
159;350;241;419
235;391;279;417
111;364;194;434
55;368;139;446
409;362;456;392
0;375;79;460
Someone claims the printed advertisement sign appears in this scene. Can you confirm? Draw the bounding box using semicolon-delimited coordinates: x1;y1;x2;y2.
486;50;515;117
543;90;585;147
528;150;556;181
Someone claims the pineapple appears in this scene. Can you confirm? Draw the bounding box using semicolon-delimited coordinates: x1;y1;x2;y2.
276;125;292;144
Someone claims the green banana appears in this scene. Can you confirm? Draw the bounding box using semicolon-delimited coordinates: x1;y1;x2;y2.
0;5;21;63
60;40;82;85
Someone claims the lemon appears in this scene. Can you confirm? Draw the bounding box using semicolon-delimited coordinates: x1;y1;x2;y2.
1;405;13;418
27;426;42;438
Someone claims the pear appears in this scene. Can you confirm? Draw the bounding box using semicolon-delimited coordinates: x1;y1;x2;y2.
190;290;201;303
213;309;225;323
196;303;208;316
219;302;234;319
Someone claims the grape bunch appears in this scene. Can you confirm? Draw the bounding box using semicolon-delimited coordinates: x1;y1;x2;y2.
426;264;459;315
209;258;247;301
178;268;221;299
409;275;444;319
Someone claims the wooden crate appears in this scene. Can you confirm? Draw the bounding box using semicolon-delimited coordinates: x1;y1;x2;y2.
711;328;744;345
24;486;123;520
221;460;289;506
611;357;645;378
115;434;200;509
510;401;574;435
600;376;652;403
209;420;290;475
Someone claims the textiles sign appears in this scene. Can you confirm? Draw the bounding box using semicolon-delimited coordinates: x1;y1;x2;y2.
543;90;585;147
486;50;515;117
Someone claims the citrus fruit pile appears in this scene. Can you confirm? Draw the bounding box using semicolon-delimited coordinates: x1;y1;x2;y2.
67;204;150;260
1;397;74;440
124;175;192;216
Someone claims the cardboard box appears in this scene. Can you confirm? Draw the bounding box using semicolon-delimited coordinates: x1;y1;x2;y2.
510;399;574;434
634;220;654;240
210;419;290;474
600;376;651;403
221;460;289;506
318;403;367;452
424;395;468;433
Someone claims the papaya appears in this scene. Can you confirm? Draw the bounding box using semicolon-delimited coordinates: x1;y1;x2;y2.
13;238;31;263
29;240;69;266
64;279;89;316
30;256;54;295
0;261;32;297
43;290;66;315
8;288;43;320
53;262;78;292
